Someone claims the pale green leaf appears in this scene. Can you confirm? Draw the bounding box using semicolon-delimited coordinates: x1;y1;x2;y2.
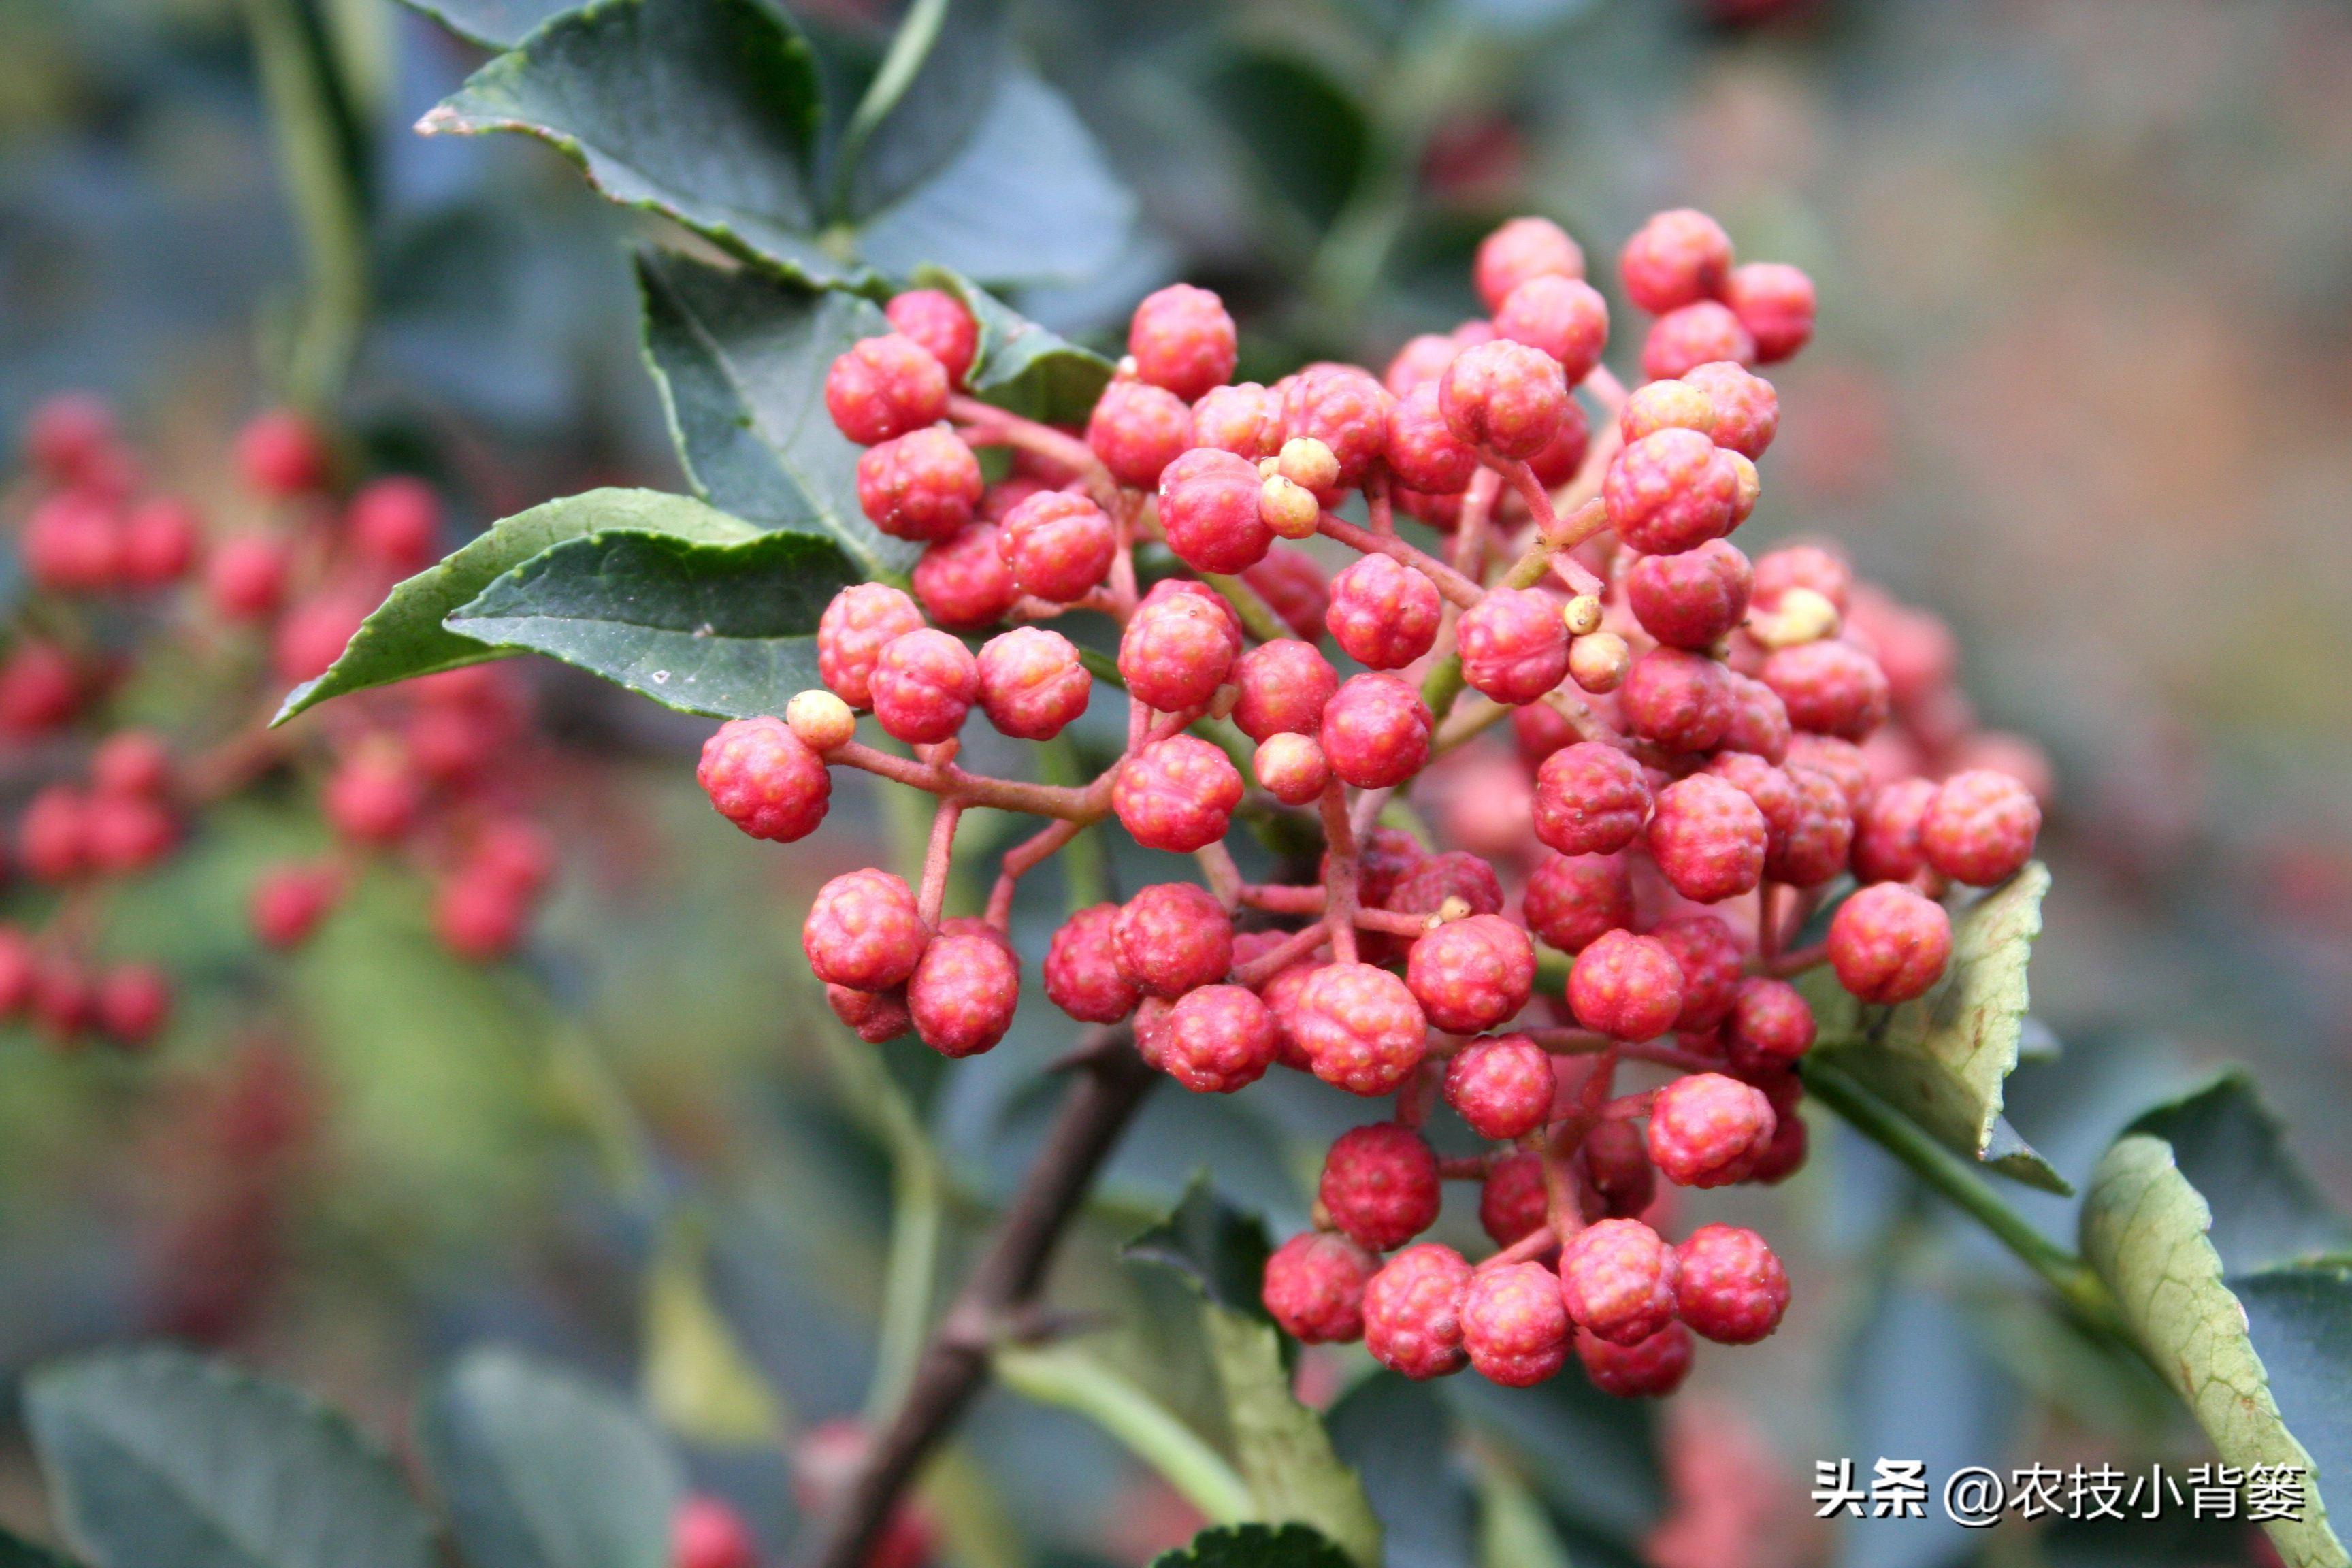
642;1218;785;1447
1200;1307;1382;1568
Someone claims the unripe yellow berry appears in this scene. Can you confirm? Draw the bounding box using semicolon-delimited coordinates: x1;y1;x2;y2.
1260;475;1322;539
1277;436;1341;495
1569;631;1630;694
785;689;858;751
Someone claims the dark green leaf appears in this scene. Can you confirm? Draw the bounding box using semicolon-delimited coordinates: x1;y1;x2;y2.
1443;1371;1663;1546
0;1529;82;1568
636;248;917;579
447;528;858;719
2125;1071;2352;1275
421;0;847;286
1148;1524;1352;1568
1325;1375;1473;1568
25;1346;434;1568
2236;1264;2352;1525
913;265;1115;426
399;0;580;48
1124;1173;1275;1320
275;487;760;723
418;1348;683;1568
1197;49;1370;231
838;0;1007;223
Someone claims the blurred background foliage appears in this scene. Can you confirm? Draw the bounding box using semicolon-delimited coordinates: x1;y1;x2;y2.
3;1;2350;1565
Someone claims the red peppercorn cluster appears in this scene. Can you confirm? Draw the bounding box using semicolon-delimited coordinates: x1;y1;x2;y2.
708;214;2048;1400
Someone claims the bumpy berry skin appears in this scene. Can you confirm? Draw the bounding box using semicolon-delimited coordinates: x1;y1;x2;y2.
827;983;911;1043
1725;261;1816;363
1443;1034;1552;1140
1642;301;1757;381
1282;367;1394;489
1476;216;1585;312
1760;640;1890;742
1296;962;1429;1096
1326;554;1441;670
1752;543;1852;612
1086;380;1192;489
870;628;978;745
1230;639;1337;741
1621;647;1733;753
1785;733;1872;813
1647;773;1769;904
1319;674;1432;791
1158;446;1275;574
1576;1322;1693;1398
1043;904;1140;1023
1260;958;1327;1072
1766;764;1855;887
1524;852;1635;953
1383;382;1480;495
1653;913;1744;1031
1480;1152;1552;1247
1463;1261;1571;1387
1674;1224;1789;1343
1921;770;2041;887
1720;674;1793;763
1387;852;1505;920
1457;588;1570;706
1558;1218;1679;1346
1680;361;1778;459
1120;583;1240;713
804;869;928;992
1158;984;1279;1094
1729;977;1815;1068
1322;1123;1442;1252
1191;382;1286;460
1829;881;1953;1004
885;287;979;384
1619;378;1716;445
1407;915;1535;1035
1384;333;1465;398
997;491;1115;603
1495;274;1610;385
1850;774;1936;885
1603;429;1740;557
1263;1230;1379;1344
1254;734;1330;805
1620;209;1734;314
698;717;831;842
1533;742;1652;857
975;627;1090;740
1345;827;1428;910
1627;540;1752;651
1113;736;1243;853
1439;340;1569;460
1582;1117;1656;1219
1364;1243;1473;1379
1648;1072;1776;1188
1701;754;1798;866
857;427;983;542
1128;283;1238;402
817;583;926;709
906;932;1018;1058
1570;930;1686;1041
1111;882;1232;998
826;333;949;445
913;523;1016;630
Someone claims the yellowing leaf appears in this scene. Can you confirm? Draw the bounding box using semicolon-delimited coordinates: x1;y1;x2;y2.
1200;1307;1382;1568
642;1219;783;1447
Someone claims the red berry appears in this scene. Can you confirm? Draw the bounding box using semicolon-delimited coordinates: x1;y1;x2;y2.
1384;334;1465;398
1642;302;1756;381
870;628;977;745
1621;647;1733;753
24;393;116;483
1230;639;1337;742
1627;540;1752;651
998;491;1115;603
1785;733;1873;813
19;786;89;882
1575;1322;1693;1398
1159;984;1278;1093
1118;583;1241;713
348;477;441;571
826;334;949;446
23;493;124;593
1260;957;1328;1072
1719;673;1793;762
817;584;926;710
1647;1071;1776;1187
1346;826;1431;910
235;409;329;495
436;869;529;960
1603;429;1740;556
1254;734;1330;804
1326;554;1441;670
1480;1152;1552;1247
1727;977;1814;1069
1158;446;1274;574
1619;210;1733;315
1128;283;1237;402
1523;397;1594;488
1558;1218;1678;1346
1494;274;1610;385
1386;851;1504;921
1746;1085;1810;1185
1533;742;1652;857
1752;543;1851;612
1439;340;1569;461
1113;736;1243;853
1829;882;1952;1004
1239;545;1330;640
1112;882;1233;998
1443;1032;1551;1139
1463;1260;1571;1386
1085;380;1192;489
1582;1118;1656;1219
1407;915;1534;1035
906;930;1018;1057
1191;382;1286;460
1363;1243;1472;1379
884;288;979;385
1476;216;1586;313
1455;587;1570;706
1043;904;1139;1024
673;1495;757;1568
323;747;423;845
1383;382;1480;495
804;869;929;992
1264;1230;1378;1344
698;715;831;842
1652;913;1743;1032
1648;773;1768;904
250;863;340;949
1760;640;1890;740
1920;769;2041;887
1570;930;1684;1041
0;643;80;734
1680;361;1778;459
1673;1223;1788;1343
1281;367;1394;489
1523;852;1634;953
1294;962;1429;1096
1852;774;1938;885
1319;674;1431;791
828;983;911;1043
1322;1123;1441;1251
974;627;1089;740
1766;764;1854;887
91;730;172;798
912;523;1015;630
206;532;290;621
84;793;178;873
1724;262;1816;363
859;428;984;544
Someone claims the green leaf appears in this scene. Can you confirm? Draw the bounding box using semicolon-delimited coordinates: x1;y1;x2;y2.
1444;1372;1664;1547
446;528;858;718
1324;1375;1474;1568
1471;1454;1572;1568
1804;862;2067;1192
912;265;1115;426
1196;48;1370;231
25;1345;435;1568
2080;1135;2349;1568
275;487;761;723
1200;1308;1382;1568
399;0;579;48
836;0;1004;223
1149;1524;1353;1568
643;1215;785;1447
2124;1072;2352;1274
635;248;918;579
0;1528;83;1568
421;0;848;286
1124;1173;1277;1322
418;1348;684;1568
